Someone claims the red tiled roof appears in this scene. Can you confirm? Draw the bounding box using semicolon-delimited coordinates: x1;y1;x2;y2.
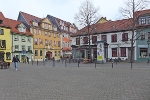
135;9;150;18
0;12;10;28
6;18;33;36
20;11;42;25
71;18;132;37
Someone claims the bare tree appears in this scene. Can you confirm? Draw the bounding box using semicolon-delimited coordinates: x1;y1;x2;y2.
74;0;99;62
119;0;150;69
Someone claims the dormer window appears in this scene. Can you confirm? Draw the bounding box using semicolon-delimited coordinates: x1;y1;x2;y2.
33;22;38;26
141;18;146;25
19;27;26;32
18;24;26;33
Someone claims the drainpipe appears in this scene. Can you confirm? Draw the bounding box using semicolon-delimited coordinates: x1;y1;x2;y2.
12;33;13;58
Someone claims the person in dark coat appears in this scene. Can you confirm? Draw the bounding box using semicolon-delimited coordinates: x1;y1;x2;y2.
12;55;20;70
26;56;29;64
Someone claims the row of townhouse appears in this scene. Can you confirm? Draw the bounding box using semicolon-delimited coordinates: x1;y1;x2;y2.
71;9;150;62
0;11;77;62
0;12;33;62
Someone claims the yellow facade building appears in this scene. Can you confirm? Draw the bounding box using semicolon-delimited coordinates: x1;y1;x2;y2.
18;12;61;61
0;12;12;62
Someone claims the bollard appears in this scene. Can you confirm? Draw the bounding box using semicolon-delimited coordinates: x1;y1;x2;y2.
78;59;80;68
102;60;103;65
112;60;113;68
95;60;96;68
32;59;33;65
65;59;67;67
147;59;149;65
43;59;45;66
115;58;117;65
37;59;38;66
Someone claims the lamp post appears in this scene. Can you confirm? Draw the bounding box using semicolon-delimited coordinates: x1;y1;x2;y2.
147;39;150;63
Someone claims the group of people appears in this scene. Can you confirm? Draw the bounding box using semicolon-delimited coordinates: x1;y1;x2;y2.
12;55;30;70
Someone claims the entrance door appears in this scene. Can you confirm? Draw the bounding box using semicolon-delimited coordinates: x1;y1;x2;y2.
0;52;4;61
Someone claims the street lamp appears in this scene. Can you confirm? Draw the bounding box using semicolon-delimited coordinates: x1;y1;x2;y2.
147;39;150;62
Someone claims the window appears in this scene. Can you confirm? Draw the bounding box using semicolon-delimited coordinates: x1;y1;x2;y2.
34;22;38;26
28;46;31;51
54;41;56;46
76;38;80;45
28;37;31;42
14;35;19;41
58;51;61;56
140;48;147;58
49;40;52;46
83;37;88;44
112;48;117;57
141;18;146;24
92;36;97;43
120;48;126;57
101;35;107;42
141;33;145;40
111;34;117;42
0;40;6;48
22;36;25;42
39;38;43;45
45;31;47;36
40;50;42;56
58;41;60;47
19;27;26;32
0;29;4;35
45;39;48;46
54;25;57;31
22;45;26;51
122;33;128;41
39;30;41;35
34;29;36;34
35;50;38;56
48;25;51;29
14;45;19;50
148;17;150;24
47;32;51;37
34;38;38;45
55;51;57;56
6;52;11;60
148;32;150;39
54;33;56;37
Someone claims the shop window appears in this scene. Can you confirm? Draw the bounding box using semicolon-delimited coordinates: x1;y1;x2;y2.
140;48;147;58
6;52;11;60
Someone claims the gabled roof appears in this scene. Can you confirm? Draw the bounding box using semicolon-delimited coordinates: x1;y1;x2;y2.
47;15;60;31
6;18;33;36
0;12;10;28
19;11;42;25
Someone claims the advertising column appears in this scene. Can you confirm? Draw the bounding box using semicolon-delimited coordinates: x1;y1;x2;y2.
97;41;104;62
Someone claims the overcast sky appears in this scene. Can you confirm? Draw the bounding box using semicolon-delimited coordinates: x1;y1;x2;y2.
0;0;137;24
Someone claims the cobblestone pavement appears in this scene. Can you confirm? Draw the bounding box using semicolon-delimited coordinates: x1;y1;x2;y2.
0;62;150;100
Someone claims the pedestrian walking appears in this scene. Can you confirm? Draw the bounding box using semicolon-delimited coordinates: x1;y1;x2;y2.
12;55;20;70
27;56;29;64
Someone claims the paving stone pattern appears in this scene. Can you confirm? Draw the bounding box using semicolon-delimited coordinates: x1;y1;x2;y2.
0;62;150;100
